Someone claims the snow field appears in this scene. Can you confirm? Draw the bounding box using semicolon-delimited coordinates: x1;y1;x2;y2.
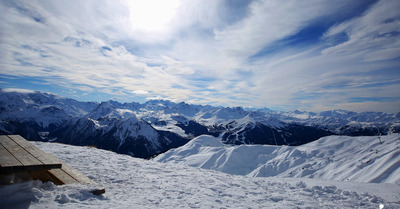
155;134;400;184
1;141;399;208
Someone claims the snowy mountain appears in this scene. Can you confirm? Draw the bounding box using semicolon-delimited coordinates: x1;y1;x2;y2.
51;101;188;158
1;89;399;157
0;89;97;118
154;134;400;184
0;90;97;140
1;141;399;208
262;109;400;135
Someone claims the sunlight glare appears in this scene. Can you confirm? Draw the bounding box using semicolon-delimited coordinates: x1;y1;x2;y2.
128;0;180;33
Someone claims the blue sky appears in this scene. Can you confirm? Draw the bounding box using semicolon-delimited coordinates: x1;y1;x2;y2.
0;0;399;113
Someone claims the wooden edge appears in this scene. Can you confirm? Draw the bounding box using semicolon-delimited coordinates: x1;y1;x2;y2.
47;168;105;195
0;163;61;174
43;153;105;195
47;168;79;185
29;170;64;185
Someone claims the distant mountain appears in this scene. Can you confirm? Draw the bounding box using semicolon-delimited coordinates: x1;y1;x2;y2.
262;109;400;135
0;90;97;141
50;101;188;158
1;89;399;157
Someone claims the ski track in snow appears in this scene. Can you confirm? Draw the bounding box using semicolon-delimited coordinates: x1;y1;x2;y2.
0;142;399;208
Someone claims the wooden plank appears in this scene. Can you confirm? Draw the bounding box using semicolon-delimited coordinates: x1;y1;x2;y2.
42;152;96;184
28;170;64;185
0;135;61;173
0;135;42;167
0;135;11;143
61;162;96;184
47;165;105;195
0;143;23;167
0;135;14;145
44;152;105;194
7;135;62;168
0;143;24;173
47;168;80;185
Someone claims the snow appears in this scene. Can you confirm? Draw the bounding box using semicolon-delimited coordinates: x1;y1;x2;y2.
1;141;399;208
152;124;188;137
155;134;400;184
116;108;135;118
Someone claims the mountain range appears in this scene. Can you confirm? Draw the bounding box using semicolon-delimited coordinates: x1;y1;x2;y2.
1;89;399;158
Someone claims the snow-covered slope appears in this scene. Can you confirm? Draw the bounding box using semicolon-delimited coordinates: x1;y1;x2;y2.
1;141;399;208
154;134;400;184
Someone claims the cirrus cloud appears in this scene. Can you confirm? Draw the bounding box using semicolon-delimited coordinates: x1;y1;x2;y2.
0;0;399;113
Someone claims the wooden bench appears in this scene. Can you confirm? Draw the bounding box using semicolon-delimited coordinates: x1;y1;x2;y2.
0;135;105;195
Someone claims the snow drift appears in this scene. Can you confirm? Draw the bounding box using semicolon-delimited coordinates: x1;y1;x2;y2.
154;134;400;184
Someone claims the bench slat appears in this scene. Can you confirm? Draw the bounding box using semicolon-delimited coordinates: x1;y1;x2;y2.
0;135;42;167
42;152;105;194
0;143;24;172
8;135;62;167
42;152;97;185
47;168;80;185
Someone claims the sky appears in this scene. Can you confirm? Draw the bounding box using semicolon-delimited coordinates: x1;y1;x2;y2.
0;0;399;113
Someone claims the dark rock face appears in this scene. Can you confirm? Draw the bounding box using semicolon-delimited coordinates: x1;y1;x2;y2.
0;121;44;141
176;121;220;137
49;117;189;158
221;122;334;146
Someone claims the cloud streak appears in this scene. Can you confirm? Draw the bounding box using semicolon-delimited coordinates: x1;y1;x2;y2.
0;0;399;113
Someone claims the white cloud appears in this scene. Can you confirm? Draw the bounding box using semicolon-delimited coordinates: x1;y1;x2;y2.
132;90;149;95
214;0;345;60
322;0;400;60
1;88;36;94
0;0;399;112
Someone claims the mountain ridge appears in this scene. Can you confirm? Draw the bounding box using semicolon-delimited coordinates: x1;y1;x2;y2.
1;89;399;157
